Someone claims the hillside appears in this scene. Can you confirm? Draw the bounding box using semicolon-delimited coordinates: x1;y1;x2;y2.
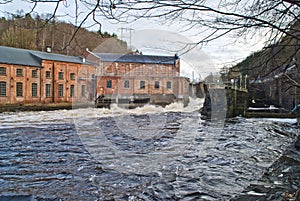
231;22;300;80
0;13;130;56
226;22;300;110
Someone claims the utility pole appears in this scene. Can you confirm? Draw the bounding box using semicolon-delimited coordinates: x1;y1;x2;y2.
118;28;134;48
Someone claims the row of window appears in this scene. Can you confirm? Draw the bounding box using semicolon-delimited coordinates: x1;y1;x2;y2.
0;67;38;78
0;82;25;97
0;67;76;80
106;80;172;90
0;82;85;98
52;84;85;98
47;71;76;80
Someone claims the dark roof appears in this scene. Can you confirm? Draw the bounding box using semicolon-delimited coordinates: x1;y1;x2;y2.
93;53;177;65
0;46;85;67
0;46;42;67
31;51;85;64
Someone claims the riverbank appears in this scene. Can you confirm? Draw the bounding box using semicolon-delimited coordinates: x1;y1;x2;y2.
245;112;296;118
231;132;300;201
0;102;94;113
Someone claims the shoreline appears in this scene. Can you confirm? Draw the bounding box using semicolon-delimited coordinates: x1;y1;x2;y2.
0;102;95;113
245;112;296;118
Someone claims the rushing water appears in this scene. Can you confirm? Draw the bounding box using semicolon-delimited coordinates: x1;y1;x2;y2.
0;99;298;200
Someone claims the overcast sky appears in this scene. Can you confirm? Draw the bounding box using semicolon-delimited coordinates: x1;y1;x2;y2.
1;0;265;80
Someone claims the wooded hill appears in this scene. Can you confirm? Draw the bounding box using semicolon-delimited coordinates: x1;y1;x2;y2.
0;13;129;56
229;22;300;83
225;22;300;109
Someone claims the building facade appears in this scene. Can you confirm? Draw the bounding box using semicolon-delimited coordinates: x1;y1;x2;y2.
85;52;190;107
0;46;96;106
0;46;190;108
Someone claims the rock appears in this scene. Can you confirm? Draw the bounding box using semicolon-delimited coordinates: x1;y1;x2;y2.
294;139;300;150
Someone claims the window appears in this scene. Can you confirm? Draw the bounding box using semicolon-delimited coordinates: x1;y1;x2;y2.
32;83;38;97
58;84;64;97
125;65;130;74
0;82;6;96
81;85;86;97
167;81;172;89
124;80;130;89
32;69;38;78
70;73;75;80
0;67;6;76
16;82;23;97
58;72;64;80
45;71;51;79
16;69;23;77
70;85;75;97
45;84;51;97
154;81;160;89
106;80;112;88
140;80;145;89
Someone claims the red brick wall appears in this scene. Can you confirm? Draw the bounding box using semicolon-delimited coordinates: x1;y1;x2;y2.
77;64;97;102
0;54;183;105
0;61;96;105
0;64;42;104
0;64;12;104
100;62;179;77
96;60;182;97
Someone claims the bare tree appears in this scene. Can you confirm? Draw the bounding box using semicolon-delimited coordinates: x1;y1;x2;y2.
102;1;300;84
3;1;299;50
2;1;300;79
104;1;299;44
2;1;296;44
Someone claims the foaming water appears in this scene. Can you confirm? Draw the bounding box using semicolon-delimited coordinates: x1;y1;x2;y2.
104;97;204;115
0;98;203;128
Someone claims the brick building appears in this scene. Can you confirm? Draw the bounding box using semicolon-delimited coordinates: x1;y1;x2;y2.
0;46;190;109
84;51;190;107
0;46;96;106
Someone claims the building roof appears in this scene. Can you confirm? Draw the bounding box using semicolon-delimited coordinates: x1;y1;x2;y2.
0;46;85;67
31;51;85;64
93;53;177;65
0;46;42;67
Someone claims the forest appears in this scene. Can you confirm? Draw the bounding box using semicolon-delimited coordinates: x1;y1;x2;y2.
0;11;129;56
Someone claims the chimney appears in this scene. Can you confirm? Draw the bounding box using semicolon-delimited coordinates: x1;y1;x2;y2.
46;46;52;53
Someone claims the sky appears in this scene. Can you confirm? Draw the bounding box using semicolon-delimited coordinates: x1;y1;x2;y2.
0;0;265;80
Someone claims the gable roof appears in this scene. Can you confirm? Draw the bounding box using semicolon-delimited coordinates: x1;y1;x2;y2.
0;46;85;67
93;53;177;65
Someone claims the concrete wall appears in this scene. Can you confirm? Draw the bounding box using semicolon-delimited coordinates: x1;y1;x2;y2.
189;82;205;98
201;85;249;118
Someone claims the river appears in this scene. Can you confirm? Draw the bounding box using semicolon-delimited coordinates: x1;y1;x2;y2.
0;98;298;200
